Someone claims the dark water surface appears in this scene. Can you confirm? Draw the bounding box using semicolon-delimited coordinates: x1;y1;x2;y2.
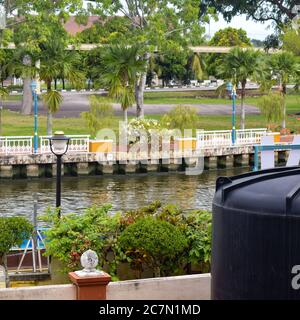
0;167;249;220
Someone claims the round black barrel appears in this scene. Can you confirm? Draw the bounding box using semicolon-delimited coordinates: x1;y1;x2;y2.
212;166;300;300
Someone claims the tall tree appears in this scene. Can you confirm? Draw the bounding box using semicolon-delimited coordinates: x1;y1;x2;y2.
282;26;300;56
218;48;263;130
39;38;84;135
209;27;252;47
2;0;86;114
91;0;207;117
99;44;146;123
206;27;252;78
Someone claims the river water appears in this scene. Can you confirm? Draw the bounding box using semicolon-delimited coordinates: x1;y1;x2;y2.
0;167;249;220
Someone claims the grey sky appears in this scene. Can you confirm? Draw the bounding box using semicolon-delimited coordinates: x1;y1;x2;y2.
206;14;275;41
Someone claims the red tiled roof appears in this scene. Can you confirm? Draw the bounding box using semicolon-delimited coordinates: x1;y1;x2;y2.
64;16;101;35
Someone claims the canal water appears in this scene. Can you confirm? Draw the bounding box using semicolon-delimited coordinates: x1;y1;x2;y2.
0;167;249;220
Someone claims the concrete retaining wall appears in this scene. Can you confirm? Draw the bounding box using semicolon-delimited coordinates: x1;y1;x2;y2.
107;274;211;300
0;284;76;300
0;147;256;179
0;274;211;300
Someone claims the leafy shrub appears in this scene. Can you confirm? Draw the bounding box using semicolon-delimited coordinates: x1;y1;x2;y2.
258;93;284;130
42;202;212;280
161;105;200;133
120;201;212;274
42;205;124;278
0;217;33;259
0;217;33;287
81;95;114;137
118;217;187;277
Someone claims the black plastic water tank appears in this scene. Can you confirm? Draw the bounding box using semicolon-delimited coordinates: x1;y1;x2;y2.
212;166;300;300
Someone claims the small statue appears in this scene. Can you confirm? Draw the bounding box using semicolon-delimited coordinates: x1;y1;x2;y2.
75;250;104;277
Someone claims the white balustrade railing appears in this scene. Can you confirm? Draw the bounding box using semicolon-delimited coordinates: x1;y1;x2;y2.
236;128;267;145
40;135;90;154
0;129;269;156
0;136;33;155
197;128;267;148
197;130;232;148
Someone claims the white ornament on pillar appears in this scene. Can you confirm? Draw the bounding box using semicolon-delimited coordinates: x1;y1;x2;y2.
75;249;105;277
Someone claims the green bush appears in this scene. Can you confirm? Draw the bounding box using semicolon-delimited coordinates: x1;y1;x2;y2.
161;105;200;133
42;202;212;280
0;217;33;287
0;217;33;259
258;93;284;130
81;95;114;137
118;217;187;277
120;201;212;273
42;205;124;278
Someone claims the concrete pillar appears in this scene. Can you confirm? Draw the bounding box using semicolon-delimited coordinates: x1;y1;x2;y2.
147;161;159;172
204;156;217;170
125;162;137;174
0;165;13;178
225;155;234;168
69;272;111;300
102;164;114;174
52;163;64;177
242;154;250;166
166;158;182;172
77;163;89;176
26;164;39;178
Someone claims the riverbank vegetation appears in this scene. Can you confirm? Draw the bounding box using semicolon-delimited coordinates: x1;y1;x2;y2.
41;202;212;281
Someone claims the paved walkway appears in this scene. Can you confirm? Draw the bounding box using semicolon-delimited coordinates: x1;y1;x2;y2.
4;92;260;118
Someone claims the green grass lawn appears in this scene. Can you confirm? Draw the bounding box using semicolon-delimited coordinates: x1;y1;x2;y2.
2;92;299;136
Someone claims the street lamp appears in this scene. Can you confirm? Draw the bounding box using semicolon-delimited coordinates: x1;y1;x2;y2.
226;81;237;145
49;131;70;218
30;81;38;153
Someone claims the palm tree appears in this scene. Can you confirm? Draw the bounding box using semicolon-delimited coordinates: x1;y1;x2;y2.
267;52;299;129
39;38;84;135
99;45;146;123
218;48;263;130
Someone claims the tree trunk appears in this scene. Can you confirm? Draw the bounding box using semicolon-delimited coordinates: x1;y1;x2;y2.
62;78;65;90
124;108;128;125
240;82;246;130
54;78;57;90
21;77;33;115
135;53;150;118
1;254;10;288
47;109;53;136
135;76;145;118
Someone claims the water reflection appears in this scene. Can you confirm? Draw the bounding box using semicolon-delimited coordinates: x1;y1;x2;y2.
0;168;248;220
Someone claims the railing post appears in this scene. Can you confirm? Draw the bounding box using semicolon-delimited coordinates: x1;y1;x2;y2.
69;250;111;300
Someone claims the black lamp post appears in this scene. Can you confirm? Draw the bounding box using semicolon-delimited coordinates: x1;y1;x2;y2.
48;131;70;218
